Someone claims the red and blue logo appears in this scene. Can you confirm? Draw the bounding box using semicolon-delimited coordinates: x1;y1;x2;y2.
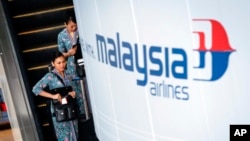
95;19;235;87
94;18;235;100
193;19;236;81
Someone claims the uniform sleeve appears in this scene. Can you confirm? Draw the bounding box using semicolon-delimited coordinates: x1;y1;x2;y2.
32;73;53;96
57;31;67;53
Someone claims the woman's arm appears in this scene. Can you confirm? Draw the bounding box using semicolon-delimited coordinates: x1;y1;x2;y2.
64;47;77;57
39;90;62;102
57;30;77;57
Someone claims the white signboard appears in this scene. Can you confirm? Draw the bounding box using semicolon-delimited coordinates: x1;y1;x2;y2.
73;0;250;140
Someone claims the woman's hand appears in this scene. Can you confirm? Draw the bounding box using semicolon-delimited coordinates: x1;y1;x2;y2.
52;93;62;102
68;46;77;56
68;91;76;98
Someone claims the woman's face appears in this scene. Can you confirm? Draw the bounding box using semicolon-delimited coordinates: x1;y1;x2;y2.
65;20;77;33
52;56;66;73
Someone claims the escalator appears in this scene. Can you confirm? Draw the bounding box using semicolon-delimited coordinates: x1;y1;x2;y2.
2;0;74;140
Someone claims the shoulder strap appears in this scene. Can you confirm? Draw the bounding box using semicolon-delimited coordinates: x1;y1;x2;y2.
52;72;66;86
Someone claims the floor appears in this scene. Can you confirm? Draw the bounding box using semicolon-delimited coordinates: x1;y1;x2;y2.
0;121;14;141
0;111;14;141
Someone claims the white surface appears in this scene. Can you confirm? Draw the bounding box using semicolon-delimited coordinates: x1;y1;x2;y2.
73;0;250;140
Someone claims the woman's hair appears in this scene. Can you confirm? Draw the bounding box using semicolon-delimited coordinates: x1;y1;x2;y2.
51;51;64;62
64;9;77;24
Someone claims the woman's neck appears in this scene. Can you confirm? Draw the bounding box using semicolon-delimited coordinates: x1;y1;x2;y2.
58;72;64;77
67;29;75;37
55;70;64;78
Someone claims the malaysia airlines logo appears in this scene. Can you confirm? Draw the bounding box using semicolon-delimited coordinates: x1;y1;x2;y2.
193;19;236;81
94;18;235;87
92;18;236;101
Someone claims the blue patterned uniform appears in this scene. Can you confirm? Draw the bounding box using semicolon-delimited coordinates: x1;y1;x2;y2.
32;69;84;141
58;28;79;76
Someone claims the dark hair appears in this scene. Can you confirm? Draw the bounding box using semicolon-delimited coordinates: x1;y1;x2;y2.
64;9;77;24
51;51;64;62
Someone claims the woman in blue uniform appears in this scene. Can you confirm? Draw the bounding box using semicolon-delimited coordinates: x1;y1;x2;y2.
57;10;80;76
32;51;84;141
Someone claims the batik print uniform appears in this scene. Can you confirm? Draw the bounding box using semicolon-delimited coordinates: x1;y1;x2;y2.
58;28;79;76
32;69;84;141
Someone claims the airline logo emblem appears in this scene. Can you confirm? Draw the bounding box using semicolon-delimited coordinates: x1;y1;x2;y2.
93;19;235;86
193;19;236;81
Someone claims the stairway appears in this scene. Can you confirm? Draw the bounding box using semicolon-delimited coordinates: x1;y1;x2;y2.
2;0;74;140
6;0;74;86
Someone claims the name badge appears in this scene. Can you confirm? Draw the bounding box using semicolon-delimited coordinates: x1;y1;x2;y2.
61;97;68;105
